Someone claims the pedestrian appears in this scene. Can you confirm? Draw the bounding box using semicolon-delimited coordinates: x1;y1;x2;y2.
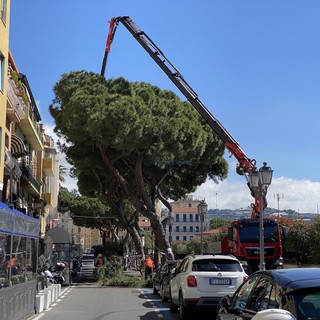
6;254;19;275
95;253;104;268
144;255;154;280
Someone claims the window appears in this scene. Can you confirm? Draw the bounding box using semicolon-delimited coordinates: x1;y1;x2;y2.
183;214;186;222
189;214;193;222
6;235;38;286
210;259;244;272
0;52;4;92
192;259;243;272
248;277;275;311
232;275;260;310
176;214;179;222
294;288;320;320
190;226;193;232
175;226;180;232
193;260;220;272
1;0;7;24
183;226;186;232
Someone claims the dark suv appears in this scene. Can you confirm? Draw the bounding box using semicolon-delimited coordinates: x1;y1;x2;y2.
153;259;180;301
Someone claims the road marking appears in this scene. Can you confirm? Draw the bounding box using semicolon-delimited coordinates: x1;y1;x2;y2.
141;288;175;320
30;286;73;319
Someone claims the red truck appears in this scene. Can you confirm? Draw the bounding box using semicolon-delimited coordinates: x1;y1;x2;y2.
221;218;286;273
101;16;285;273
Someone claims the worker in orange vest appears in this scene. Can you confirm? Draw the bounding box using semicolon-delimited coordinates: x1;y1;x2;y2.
6;254;19;275
144;256;154;280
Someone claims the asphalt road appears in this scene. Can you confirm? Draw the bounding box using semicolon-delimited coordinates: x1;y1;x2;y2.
28;282;181;320
30;265;312;320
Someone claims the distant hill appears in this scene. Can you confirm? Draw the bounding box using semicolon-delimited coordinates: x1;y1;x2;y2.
208;208;319;221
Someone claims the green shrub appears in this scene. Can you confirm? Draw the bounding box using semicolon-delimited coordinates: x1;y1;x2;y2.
101;273;144;287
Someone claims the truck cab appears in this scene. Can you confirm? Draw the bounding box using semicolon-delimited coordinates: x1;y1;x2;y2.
222;218;286;274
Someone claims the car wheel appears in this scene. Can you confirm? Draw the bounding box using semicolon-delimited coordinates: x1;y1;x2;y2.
160;284;168;302
179;293;190;320
169;291;178;313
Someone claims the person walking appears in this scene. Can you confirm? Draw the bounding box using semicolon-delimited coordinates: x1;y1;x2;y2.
144;255;154;280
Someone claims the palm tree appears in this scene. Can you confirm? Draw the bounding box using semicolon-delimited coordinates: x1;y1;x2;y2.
59;165;67;184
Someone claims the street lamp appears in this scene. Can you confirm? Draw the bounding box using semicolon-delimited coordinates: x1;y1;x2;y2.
197;200;208;255
168;214;174;246
248;162;273;271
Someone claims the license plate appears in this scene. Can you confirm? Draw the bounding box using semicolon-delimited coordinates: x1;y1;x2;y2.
209;278;231;285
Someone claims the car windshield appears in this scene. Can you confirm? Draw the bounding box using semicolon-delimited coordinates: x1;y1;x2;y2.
239;225;279;243
192;259;242;272
292;288;320;320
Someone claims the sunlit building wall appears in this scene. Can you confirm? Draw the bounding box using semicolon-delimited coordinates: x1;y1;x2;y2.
0;0;11;199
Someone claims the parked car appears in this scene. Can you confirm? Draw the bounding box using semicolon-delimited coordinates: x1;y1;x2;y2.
159;260;181;301
217;268;320;320
169;254;248;320
153;260;181;301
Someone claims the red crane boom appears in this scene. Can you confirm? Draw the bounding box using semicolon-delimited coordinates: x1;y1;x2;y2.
101;16;267;218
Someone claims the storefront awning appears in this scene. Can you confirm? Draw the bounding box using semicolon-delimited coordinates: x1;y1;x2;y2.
45;227;71;244
11;134;28;158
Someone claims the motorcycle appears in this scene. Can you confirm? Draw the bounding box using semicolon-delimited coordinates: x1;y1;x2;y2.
71;257;81;281
49;261;66;285
37;263;57;286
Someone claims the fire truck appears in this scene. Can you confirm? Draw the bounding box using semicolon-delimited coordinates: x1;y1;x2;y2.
101;16;286;273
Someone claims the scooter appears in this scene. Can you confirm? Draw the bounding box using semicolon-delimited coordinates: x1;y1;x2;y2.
37;264;57;285
49;261;66;285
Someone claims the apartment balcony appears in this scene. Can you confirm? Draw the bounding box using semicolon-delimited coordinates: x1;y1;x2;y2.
20;164;41;196
42;192;53;208
43;158;54;176
19;113;43;151
6;78;26;122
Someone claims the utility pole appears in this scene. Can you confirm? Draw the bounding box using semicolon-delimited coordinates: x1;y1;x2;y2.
215;192;219;229
215;192;219;209
274;193;284;217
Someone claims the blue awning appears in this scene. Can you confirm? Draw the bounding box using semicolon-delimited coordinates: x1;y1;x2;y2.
0;202;40;238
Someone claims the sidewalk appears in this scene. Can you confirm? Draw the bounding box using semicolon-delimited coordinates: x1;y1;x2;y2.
29;283;68;319
30;268;143;317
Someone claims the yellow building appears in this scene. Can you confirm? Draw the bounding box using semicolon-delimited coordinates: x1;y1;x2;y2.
0;0;10;200
5;52;60;242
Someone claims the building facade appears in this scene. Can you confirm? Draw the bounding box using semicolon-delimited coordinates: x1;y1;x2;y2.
0;0;10;199
170;195;208;242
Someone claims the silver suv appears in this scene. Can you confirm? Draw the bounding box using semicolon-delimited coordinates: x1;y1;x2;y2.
169;254;248;320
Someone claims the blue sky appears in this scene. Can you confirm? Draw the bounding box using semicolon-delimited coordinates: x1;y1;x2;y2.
9;1;320;213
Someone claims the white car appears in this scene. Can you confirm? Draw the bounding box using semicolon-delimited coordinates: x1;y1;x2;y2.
169;254;248;320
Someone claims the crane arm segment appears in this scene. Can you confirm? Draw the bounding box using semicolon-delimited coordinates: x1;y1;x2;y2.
101;16;266;218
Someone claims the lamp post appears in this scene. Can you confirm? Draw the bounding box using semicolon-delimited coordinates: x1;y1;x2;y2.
197;200;208;255
248;162;273;271
168;214;174;246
